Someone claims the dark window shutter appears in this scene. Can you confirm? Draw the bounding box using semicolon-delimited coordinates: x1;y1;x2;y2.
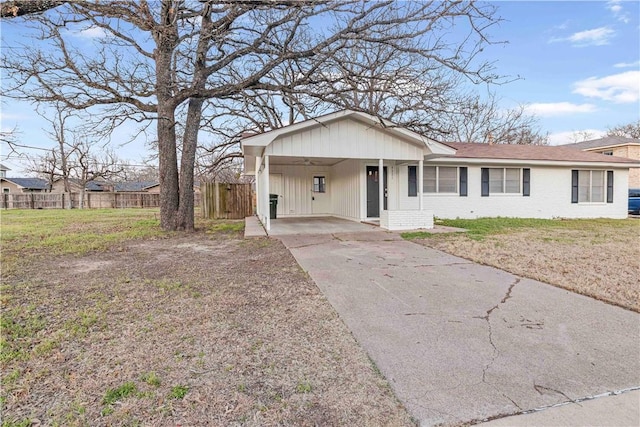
606;170;614;203
481;168;489;197
408;166;417;197
571;170;579;203
523;168;530;197
459;167;468;196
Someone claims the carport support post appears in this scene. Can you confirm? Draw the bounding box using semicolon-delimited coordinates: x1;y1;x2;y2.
379;158;384;218
418;159;424;210
265;155;270;231
255;156;261;221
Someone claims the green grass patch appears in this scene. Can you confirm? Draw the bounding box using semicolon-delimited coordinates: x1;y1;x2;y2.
102;381;137;406
0;209;165;273
400;231;436;240
140;372;161;387
169;385;189;399
1;418;32;427
420;217;632;241
296;380;312;394
0;306;47;363
205;220;245;234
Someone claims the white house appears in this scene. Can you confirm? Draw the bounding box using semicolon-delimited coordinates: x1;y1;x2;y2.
241;110;636;231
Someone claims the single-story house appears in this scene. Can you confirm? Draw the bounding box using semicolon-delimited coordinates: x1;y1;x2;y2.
114;181;159;192
563;136;640;188
1;177;49;193
50;178;114;193
241;110;638;231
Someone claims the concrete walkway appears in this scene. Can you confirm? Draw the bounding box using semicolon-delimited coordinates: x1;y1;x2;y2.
277;231;640;427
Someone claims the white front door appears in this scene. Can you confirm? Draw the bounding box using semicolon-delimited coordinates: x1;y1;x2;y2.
311;172;331;214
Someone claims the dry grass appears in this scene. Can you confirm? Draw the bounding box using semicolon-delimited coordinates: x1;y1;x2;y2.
408;218;640;312
1;210;413;426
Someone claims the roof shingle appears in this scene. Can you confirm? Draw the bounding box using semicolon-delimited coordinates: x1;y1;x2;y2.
441;142;638;164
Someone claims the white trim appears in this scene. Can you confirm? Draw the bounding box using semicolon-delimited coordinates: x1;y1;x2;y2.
379;159;384;218
418;159;424;211
265;155;270;231
429;157;636;169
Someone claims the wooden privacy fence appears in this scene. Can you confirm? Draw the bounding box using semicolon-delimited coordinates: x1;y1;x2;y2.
1;192;201;210
200;182;253;219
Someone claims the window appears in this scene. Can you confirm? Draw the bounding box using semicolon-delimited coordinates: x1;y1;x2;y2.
423;166;457;193
408;166;417;197
483;168;521;195
572;170;605;203
2;188;9;194
602;151;613;156
313;176;326;193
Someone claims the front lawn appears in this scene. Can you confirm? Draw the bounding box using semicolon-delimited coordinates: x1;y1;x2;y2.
404;217;639;312
1;209;412;426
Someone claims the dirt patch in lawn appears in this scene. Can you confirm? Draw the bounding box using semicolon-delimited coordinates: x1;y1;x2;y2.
413;222;639;312
1;232;413;426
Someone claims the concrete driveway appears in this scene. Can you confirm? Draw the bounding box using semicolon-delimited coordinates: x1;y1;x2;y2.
277;231;640;426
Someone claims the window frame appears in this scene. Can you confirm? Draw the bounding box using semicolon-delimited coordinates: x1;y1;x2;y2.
423;166;459;194
408;165;417;197
483;167;522;195
313;176;326;193
573;169;606;203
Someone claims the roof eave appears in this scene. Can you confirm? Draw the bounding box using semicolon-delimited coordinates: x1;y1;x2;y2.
427;157;638;168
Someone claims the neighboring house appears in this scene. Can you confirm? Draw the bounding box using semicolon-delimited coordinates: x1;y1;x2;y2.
563;136;640;188
0;164;9;178
50;178;114;193
242;110;637;231
1;177;49;193
114;181;159;192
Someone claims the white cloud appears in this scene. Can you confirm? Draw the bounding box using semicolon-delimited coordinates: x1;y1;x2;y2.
607;0;630;23
614;60;640;68
550;27;615;46
525;102;597;116
549;129;606;146
74;26;107;39
573;71;640;103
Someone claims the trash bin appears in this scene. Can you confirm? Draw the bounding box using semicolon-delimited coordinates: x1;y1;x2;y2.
269;194;278;219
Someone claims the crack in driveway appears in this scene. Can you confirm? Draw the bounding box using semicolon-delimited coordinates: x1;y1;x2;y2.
476;278;521;382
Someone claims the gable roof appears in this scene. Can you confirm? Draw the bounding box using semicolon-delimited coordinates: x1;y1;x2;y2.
241;109;456;157
437;142;638;166
562;136;640;150
2;177;49;190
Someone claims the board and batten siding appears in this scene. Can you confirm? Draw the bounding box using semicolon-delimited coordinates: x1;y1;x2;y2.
397;164;628;219
264;118;426;161
270;160;362;220
330;159;361;220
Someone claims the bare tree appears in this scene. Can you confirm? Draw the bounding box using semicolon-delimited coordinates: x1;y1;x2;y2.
2;1;503;230
427;92;548;144
607;121;640;139
26;105;123;207
568;130;596;144
0;0;65;18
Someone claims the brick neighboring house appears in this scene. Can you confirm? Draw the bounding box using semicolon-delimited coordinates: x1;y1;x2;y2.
563;136;640;188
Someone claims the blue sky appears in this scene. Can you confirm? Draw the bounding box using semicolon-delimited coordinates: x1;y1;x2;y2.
1;1;639;175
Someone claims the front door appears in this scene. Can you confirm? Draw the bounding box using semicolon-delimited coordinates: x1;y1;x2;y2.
366;166;387;218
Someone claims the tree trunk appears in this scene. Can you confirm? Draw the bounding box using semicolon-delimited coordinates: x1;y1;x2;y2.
157;102;179;230
176;98;203;231
155;4;180;231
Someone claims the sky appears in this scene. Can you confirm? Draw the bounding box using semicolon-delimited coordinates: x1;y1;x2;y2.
1;1;639;176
